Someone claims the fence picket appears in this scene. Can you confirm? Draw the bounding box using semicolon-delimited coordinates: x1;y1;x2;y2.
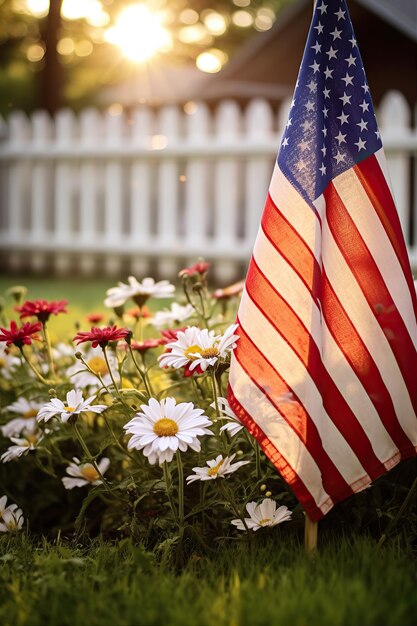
184;102;210;255
0;95;415;278
378;91;411;240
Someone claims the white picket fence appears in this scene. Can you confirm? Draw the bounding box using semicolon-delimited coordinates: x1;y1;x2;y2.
0;91;416;282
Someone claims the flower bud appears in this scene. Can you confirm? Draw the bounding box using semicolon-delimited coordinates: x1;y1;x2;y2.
6;285;27;305
265;491;272;497
75;351;83;360
260;484;267;492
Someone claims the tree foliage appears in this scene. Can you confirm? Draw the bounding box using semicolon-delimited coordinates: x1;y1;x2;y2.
0;0;290;115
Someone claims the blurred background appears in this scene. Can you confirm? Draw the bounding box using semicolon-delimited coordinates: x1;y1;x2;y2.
0;0;415;283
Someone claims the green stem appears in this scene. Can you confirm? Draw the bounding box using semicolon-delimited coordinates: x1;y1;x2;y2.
210;369;220;416
19;347;49;385
42;322;55;379
77;354;113;395
163;462;178;524
218;480;251;534
140;352;155;397
72;422;112;494
378;474;417;546
254;441;261;482
128;345;152;398
176;451;185;529
103;346;119;393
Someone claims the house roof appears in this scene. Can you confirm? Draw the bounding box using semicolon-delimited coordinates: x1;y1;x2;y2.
200;0;417;105
355;0;417;41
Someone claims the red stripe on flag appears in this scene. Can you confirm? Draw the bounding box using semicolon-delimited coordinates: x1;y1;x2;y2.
261;193;322;302
321;269;415;453
227;384;324;520
234;319;354;501
324;182;417;416
354;155;417;319
246;258;386;479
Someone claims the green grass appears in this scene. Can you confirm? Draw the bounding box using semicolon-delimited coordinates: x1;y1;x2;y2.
0;534;416;626
0;276;172;339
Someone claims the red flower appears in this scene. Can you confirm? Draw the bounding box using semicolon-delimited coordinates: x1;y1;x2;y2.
130;338;163;352
0;320;42;348
86;312;105;324
179;261;210;277
73;325;129;349
212;280;244;300
159;327;187;345
16;299;68;323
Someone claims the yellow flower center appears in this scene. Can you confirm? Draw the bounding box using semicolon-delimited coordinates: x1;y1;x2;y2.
153;418;178;437
81;465;100;482
207;460;224;477
184;345;219;360
7;519;17;531
200;347;219;359
183;345;201;361
259;518;272;526
87;356;109;376
23;409;38;419
65;406;76;413
25;435;38;445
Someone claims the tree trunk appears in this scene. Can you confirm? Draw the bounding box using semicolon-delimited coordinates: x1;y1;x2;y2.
40;0;63;114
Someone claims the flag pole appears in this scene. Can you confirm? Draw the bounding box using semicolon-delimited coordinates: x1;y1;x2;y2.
304;0;319;556
304;513;318;554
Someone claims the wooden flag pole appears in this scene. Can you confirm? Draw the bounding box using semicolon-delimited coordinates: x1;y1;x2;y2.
303;0;319;559
304;514;318;554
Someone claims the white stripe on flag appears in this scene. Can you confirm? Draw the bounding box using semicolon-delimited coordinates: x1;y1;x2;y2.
319;206;417;441
229;357;333;513
254;227;399;463
268;163;321;262
239;287;369;482
332;168;417;349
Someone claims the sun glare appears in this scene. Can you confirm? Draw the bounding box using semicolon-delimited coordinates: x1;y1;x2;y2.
105;4;172;63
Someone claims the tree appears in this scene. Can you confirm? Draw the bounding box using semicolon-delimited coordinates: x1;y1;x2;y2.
0;0;289;116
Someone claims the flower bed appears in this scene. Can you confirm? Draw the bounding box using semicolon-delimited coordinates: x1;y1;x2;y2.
0;262;295;557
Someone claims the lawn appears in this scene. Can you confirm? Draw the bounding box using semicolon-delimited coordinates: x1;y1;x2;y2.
1;534;416;626
1;273;416;626
0;275;172;338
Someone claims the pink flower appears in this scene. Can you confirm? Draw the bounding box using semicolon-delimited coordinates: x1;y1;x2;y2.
86;312;105;324
73;325;129;349
16;299;68;323
159;327;187;345
0;321;42;348
212;280;244;300
179;261;210;277
130;339;163;352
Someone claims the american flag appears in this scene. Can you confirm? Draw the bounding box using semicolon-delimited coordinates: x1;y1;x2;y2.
228;0;417;521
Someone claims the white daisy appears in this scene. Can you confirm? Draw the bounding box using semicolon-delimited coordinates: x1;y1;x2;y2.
105;276;175;308
231;498;292;531
0;344;20;380
124;397;213;464
186;453;249;484
1;397;44;437
211;397;244;437
0;495;17;516
52;342;76;360
158;324;239;373
66;346;118;390
36;389;107;424
1;430;42;463
152;303;195;329
0;506;24;532
62;456;110;489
